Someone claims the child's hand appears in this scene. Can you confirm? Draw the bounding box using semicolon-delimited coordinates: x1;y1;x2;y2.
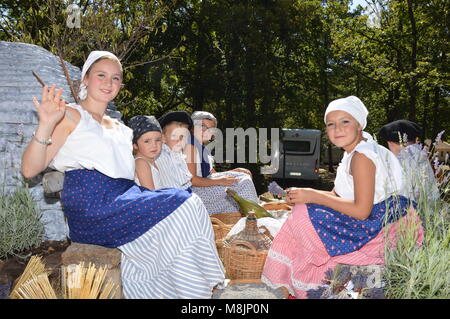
285;187;312;205
32;85;67;128
215;176;238;186
231;167;252;177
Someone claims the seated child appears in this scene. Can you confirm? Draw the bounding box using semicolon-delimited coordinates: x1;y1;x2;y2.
184;111;259;214
261;96;423;298
128;115;163;189
155;111;193;191
379;119;439;202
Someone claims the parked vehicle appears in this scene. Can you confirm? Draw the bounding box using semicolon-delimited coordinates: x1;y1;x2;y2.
270;128;321;181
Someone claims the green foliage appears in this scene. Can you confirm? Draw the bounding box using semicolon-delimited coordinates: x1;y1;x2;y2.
1;0;448;138
0;187;44;260
383;201;449;299
383;139;450;299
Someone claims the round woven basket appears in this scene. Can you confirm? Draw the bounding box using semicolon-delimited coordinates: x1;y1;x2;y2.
210;211;242;225
210;217;233;241
261;202;292;211
210;217;234;262
223;240;268;280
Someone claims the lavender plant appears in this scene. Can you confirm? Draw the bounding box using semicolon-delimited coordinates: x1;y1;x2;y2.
0;187;44;259
383;131;449;299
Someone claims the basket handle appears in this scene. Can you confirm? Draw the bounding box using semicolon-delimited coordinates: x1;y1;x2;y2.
210;217;226;227
258;226;274;241
230;240;258;254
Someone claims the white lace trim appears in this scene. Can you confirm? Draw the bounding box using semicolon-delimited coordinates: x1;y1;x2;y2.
261;275;296;297
292;278;327;291
268;249;292;267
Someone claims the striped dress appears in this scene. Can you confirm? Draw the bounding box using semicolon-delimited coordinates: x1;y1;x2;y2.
155;144;193;190
119;193;225;298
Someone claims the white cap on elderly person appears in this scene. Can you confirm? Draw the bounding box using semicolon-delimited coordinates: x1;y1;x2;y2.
191;111;217;125
324;96;369;129
79;51;121;100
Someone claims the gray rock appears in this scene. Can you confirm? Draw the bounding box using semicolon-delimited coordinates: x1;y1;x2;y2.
0;41;123;242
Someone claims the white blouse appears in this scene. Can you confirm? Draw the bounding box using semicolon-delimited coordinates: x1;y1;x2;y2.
49;103;135;180
194;145;215;178
134;157;162;189
334;138;404;204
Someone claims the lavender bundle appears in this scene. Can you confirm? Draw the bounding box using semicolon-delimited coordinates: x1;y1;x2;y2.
268;181;286;198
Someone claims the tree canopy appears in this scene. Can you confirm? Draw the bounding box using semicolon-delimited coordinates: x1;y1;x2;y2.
1;0;448;139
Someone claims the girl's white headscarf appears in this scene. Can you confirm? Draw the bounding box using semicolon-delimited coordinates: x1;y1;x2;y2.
324;96;368;129
324;96;373;141
78;51;121;101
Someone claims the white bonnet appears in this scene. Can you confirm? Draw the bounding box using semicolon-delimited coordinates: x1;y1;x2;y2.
324;96;369;129
191;111;218;125
81;51;120;81
79;51;121;100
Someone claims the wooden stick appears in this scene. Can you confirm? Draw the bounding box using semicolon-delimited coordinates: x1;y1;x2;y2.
32;71;46;87
58;53;80;104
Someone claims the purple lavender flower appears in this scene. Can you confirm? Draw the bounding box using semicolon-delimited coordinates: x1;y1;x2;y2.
268;181;286;197
435;130;445;144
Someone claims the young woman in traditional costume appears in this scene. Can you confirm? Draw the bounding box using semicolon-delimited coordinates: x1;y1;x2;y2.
21;51;225;299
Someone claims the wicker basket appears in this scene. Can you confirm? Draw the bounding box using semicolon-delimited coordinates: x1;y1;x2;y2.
215;239;225;262
210;217;233;241
261;201;292;211
223;240;268;280
210;217;234;262
210;211;242;225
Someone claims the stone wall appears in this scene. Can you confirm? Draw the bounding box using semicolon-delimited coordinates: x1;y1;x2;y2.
0;41;122;241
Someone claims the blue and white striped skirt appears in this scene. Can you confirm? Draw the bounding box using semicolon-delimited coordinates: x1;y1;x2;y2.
119;194;225;299
61;169;225;298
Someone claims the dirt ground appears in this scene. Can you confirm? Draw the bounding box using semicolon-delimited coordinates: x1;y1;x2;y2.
0;240;70;298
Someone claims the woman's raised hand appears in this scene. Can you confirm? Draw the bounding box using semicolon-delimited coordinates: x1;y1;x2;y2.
32;85;67;128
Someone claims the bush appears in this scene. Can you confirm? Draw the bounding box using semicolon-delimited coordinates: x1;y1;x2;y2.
383;134;450;299
0;187;44;259
384;201;449;299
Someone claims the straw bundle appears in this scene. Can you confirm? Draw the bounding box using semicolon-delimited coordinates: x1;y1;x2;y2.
61;263;118;299
9;256;119;299
9;255;49;299
12;273;57;299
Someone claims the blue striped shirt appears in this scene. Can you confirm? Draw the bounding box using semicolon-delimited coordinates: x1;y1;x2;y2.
155;144;192;190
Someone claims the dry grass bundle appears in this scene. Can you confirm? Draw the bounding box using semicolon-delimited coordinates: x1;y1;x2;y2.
12;273;57;299
9;255;48;299
61;263;118;299
9;256;119;299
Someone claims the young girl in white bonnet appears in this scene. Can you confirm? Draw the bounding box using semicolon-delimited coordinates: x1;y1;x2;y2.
21;51;225;299
261;96;423;298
